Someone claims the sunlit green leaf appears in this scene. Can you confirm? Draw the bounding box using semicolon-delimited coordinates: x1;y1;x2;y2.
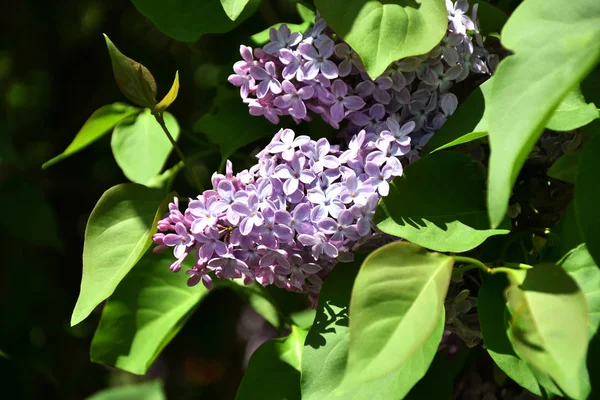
236;325;308;400
575;134;600;266
423;79;492;154
86;381;165;400
131;0;261;42
220;0;251;21
71;184;169;326
486;0;600;227
375;152;509;252
546;86;599;132
559;244;600;338
111;109;179;185
194;98;276;167
315;0;447;78
42;103;139;169
103;34;157;109
91;251;209;375
506;264;590;399
342;242;452;389
302;255;445;400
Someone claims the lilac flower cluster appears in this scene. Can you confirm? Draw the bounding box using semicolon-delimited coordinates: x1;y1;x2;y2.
153;125;406;304
228;0;496;157
154;0;496;301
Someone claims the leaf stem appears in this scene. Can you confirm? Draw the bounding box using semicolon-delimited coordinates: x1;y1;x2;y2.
453;256;492;275
453;255;534;277
154;112;202;192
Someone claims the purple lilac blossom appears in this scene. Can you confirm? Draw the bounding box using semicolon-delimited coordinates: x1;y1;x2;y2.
155;0;494;302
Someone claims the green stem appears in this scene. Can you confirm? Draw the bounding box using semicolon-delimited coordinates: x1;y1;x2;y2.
154;112;203;192
453;256;492;275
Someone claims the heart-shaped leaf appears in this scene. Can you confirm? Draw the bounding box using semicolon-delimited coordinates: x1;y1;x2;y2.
111;109;179;186
315;0;447;78
546;86;599;132
220;0;251;21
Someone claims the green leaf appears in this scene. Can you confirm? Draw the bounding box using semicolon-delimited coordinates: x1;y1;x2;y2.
0;349;9;360
194;98;276;166
86;381;165;400
315;0;447;78
103;34;157;109
547;150;580;184
302;255;445;400
91;251;209;375
111;109;179;185
478;274;544;396
506;264;590;399
297;3;316;23
153;71;179;114
575;134;600;266
289;309;316;330
71;184;169;326
131;0;261;42
422;79;492;154
559;244;600;338
486;0;600;228
375;152;509;252
546;86;599;132
236;325;308;400
42;103;139;169
342;242;452;389
475;1;508;35
220;0;251;21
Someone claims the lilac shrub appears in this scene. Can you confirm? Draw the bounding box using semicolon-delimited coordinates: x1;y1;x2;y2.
153;0;495;302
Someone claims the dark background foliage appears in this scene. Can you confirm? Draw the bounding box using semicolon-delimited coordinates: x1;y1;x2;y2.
0;1;309;398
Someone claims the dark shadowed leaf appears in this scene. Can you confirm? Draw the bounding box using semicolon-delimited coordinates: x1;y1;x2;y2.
478;274;543;396
42;103;139;169
375;152;509;252
194;98;276;166
475;1;508;35
236;326;308;400
71;184;170;326
103;35;157;109
486;0;600;227
547;150;580;184
131;0;261;42
315;0;447;78
575;134;600;266
86;380;165;400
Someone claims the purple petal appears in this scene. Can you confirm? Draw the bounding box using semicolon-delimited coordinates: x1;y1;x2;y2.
343;95;366;111
320;60;339;79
